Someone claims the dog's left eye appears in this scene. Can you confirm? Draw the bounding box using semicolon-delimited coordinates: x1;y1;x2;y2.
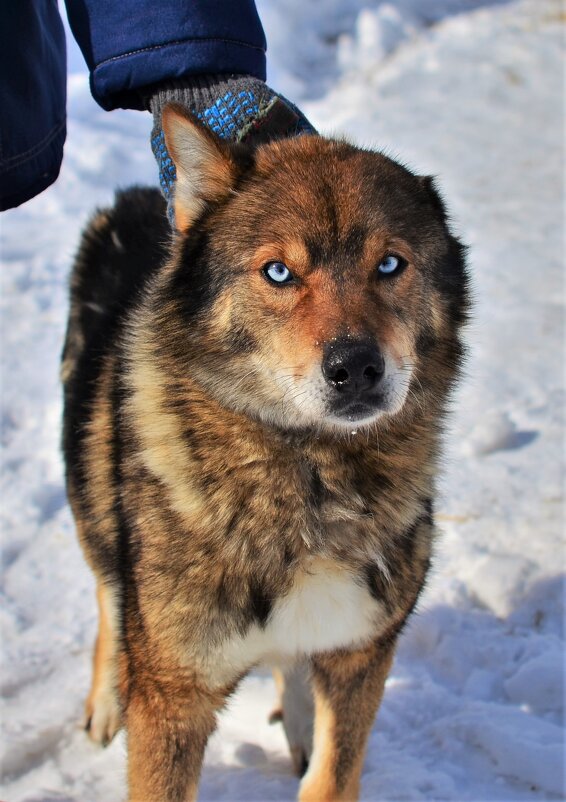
377;254;407;276
263;262;294;285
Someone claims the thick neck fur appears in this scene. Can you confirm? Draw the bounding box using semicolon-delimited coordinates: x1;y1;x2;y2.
124;287;446;573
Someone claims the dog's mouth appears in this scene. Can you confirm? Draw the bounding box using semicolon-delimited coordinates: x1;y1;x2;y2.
326;396;387;425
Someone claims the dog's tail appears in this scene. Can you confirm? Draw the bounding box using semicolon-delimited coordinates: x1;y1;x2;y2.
61;186;170;388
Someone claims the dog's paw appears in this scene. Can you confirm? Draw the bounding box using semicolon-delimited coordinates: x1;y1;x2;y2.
83;688;122;747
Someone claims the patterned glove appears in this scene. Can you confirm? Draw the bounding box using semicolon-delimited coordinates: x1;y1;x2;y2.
147;74;315;223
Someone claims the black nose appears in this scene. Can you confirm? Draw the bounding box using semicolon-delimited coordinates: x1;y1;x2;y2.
322;338;385;396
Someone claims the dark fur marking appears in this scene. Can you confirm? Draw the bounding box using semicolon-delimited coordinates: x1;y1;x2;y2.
376;472;394;492
163;729;198;802
199;469;223;492
303;234;324;265
215;575;231;612
386;555;433;645
334;743;358;791
215;572;272;629
304;224;367;272
391;304;408;323
399;520;418;560
248;580;272;628
398;500;433;560
226;324;257;354
363;564;393;614
181;426;204;461
224;504;246;537
171;231;224;322
313;655;366;699
423;497;433;525
283;545;295;568
110;356;139;680
342;224;367;257
416;327;436;356
308;463;325;509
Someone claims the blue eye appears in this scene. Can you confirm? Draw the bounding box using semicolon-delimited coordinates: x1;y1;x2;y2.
263;261;294;285
378;254;407;276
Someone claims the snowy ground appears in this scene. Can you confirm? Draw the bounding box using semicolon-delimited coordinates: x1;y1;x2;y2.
1;0;564;800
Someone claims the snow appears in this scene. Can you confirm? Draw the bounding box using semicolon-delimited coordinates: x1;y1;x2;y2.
1;0;564;800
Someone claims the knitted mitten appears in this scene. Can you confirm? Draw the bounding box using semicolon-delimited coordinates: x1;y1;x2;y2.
147;74;315;222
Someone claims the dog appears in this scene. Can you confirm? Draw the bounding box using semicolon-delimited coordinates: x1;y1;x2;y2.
61;103;469;802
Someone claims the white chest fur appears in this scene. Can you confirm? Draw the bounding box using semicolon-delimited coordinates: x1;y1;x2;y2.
202;558;386;687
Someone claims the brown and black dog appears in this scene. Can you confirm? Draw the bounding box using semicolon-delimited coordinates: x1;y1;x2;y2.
61;104;469;802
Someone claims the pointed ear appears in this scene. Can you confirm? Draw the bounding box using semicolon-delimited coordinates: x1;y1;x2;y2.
161;103;239;232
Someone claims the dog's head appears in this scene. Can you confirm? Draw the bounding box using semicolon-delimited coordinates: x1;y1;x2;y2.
154;104;468;433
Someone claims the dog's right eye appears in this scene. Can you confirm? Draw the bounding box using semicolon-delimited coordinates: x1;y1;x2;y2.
263;262;294;285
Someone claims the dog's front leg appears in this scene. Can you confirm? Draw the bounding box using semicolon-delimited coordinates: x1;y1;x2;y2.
299;639;396;802
126;676;219;802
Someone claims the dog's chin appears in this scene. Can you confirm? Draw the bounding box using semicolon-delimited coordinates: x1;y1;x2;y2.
323;404;388;430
